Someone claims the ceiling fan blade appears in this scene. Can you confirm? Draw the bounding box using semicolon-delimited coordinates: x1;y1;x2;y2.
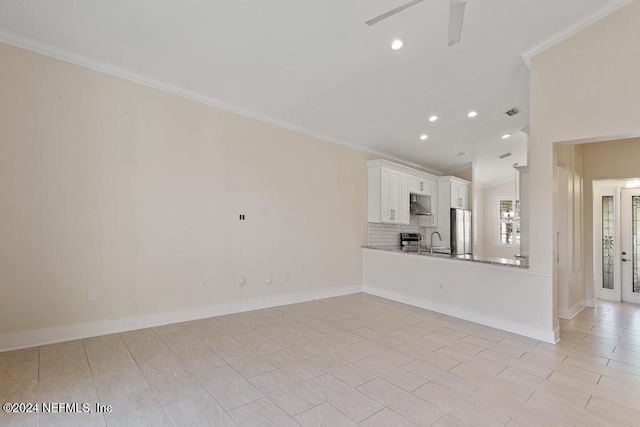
365;0;424;26
448;0;466;46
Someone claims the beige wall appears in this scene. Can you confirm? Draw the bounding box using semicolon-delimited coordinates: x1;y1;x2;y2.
475;180;520;259
530;0;640;327
530;0;640;272
582;138;640;301
0;42;372;336
452;167;472;182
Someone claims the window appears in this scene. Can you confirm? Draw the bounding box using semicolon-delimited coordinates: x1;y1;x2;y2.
497;197;520;246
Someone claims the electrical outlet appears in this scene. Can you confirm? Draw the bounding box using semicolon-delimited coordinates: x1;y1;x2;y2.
238;276;246;286
265;274;272;285
283;272;290;283
88;288;98;302
201;282;206;289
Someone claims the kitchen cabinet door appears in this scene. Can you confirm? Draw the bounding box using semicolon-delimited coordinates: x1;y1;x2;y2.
409;175;428;195
380;167;402;223
401;173;411;224
451;182;468;209
426;180;438;226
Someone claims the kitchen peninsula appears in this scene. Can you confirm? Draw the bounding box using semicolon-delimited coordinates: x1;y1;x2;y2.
362;247;554;343
364;160;555;344
363;244;528;268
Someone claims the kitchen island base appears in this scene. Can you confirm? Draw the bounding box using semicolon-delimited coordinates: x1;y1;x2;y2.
363;248;556;343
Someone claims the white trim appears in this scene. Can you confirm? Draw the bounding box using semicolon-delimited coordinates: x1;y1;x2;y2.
363;286;556;344
437;175;470;185
0;285;361;352
558;300;586;320
0;30;442;176
366;159;441;179
520;0;631;68
586;299;596;308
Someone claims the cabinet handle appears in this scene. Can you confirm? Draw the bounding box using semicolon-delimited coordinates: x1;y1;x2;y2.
458;198;462;207
420;182;424;192
391;209;395;220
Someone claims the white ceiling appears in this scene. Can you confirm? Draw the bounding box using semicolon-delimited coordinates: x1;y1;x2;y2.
0;0;627;186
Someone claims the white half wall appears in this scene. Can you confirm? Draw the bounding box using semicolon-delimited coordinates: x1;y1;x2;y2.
362;249;556;343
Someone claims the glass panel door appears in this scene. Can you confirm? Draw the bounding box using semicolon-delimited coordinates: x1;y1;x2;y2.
602;195;615;290
621;189;640;304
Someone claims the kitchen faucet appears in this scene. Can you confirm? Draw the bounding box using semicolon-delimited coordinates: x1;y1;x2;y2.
430;231;442;255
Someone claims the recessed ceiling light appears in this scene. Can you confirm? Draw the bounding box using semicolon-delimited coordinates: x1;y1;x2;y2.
501;133;511;139
391;38;404;50
428;115;438;122
457;151;467;156
467;111;478;118
419;134;428;141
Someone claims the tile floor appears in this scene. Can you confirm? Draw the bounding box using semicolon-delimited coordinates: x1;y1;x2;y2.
1;294;640;426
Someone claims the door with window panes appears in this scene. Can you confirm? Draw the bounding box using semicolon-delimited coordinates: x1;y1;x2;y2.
498;198;520;246
621;189;640;304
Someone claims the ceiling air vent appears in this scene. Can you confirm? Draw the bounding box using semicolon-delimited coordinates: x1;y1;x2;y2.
499;152;512;159
505;107;521;116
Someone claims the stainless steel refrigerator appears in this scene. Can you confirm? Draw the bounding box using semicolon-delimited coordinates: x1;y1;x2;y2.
450;208;472;255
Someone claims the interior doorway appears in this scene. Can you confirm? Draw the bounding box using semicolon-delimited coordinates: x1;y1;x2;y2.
594;181;640;303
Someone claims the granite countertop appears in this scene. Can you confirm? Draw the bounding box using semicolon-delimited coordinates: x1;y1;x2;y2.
362;245;529;269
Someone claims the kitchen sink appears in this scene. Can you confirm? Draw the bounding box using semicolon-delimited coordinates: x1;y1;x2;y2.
429;247;451;254
403;246;451;254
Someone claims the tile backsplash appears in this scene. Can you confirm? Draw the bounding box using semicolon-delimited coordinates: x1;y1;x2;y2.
367;215;426;246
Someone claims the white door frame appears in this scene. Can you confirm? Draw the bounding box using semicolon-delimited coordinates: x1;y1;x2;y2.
593;179;640;302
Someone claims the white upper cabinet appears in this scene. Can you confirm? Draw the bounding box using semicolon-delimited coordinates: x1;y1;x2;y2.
401;173;411;224
368;162;408;224
409;175;429;195
380;167;402;223
438;176;470;210
451;182;469;209
367;160;436;225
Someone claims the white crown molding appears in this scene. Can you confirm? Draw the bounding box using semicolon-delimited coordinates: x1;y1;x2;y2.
0;29;443;176
520;0;631;68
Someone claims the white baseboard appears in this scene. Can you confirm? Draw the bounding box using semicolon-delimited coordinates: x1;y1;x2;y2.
0;285;362;352
558;301;587;320
586;299;596;308
1;283;560;351
363;286;557;344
